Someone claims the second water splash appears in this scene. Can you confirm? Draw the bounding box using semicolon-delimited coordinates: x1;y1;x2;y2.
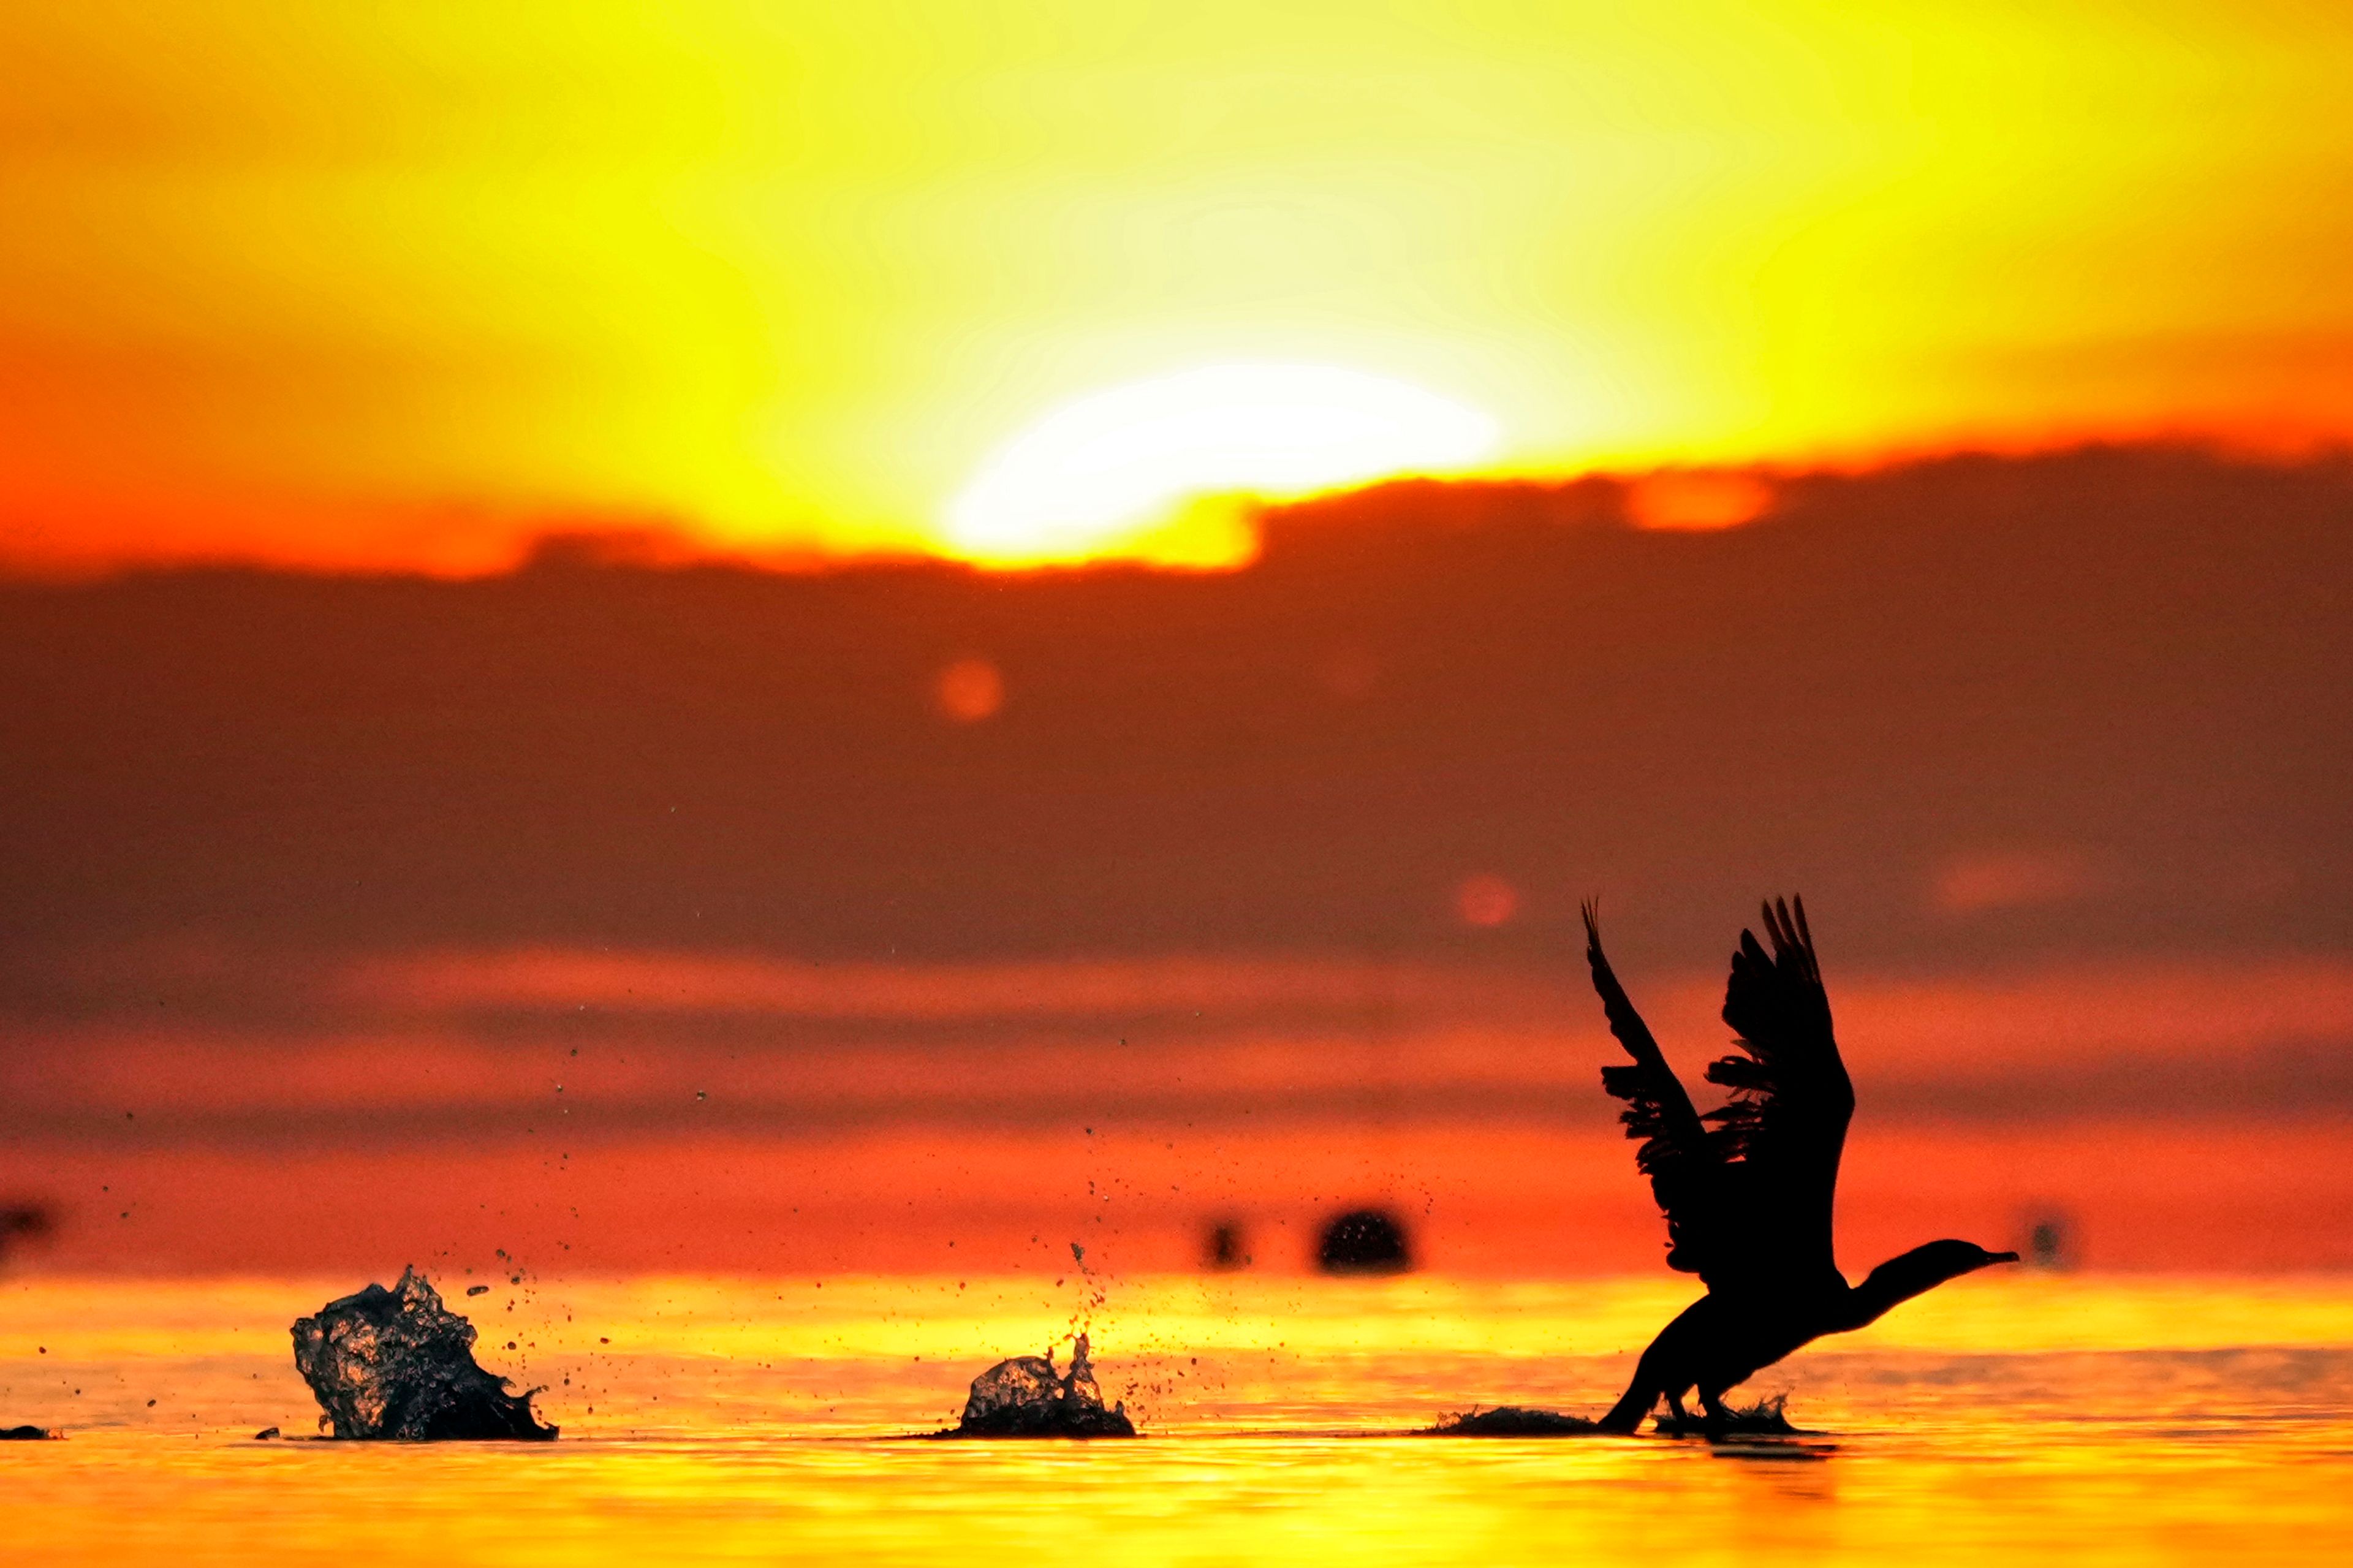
941;1333;1135;1438
931;1243;1136;1438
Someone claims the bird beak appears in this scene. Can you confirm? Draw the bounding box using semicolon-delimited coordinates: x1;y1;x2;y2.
1990;1251;2021;1264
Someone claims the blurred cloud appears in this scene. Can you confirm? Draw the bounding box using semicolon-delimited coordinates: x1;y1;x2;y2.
1623;471;1776;532
934;656;1006;724
1932;848;2102;915
1453;874;1520;928
4;446;2351;1274
8;944;2353;1131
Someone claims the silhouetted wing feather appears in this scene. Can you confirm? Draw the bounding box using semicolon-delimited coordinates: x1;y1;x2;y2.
1583;904;1727;1279
1704;896;1853;1277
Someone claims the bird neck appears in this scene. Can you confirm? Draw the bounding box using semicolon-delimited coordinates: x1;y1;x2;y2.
1844;1245;1979;1329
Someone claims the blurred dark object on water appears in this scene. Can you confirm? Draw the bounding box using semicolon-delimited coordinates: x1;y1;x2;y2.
0;1203;53;1265
1203;1218;1251;1271
1317;1207;1413;1274
2023;1209;2082;1270
0;1218;59;1439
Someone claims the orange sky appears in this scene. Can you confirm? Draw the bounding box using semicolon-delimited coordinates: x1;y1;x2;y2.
9;945;2352;1273
4;17;2352;1281
6;2;2353;573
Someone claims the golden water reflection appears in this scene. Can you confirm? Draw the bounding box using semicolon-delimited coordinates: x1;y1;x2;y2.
4;1273;2351;1565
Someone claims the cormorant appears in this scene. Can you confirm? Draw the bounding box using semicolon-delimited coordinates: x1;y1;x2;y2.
1584;896;2017;1434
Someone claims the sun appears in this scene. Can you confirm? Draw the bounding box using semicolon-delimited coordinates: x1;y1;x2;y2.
941;362;1500;567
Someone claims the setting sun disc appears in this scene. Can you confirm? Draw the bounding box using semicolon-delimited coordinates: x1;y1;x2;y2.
944;362;1500;566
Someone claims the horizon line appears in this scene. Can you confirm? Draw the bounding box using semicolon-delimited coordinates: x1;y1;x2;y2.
5;433;2349;588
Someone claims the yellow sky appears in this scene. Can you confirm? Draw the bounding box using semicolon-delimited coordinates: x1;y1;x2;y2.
4;1;2352;571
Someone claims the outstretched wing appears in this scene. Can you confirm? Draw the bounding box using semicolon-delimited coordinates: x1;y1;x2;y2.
1703;896;1853;1279
1583;904;1729;1280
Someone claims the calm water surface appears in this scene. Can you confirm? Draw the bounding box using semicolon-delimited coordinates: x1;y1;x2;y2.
4;1273;2350;1565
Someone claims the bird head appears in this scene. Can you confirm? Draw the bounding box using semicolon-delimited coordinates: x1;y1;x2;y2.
1853;1239;2020;1324
1914;1238;2022;1276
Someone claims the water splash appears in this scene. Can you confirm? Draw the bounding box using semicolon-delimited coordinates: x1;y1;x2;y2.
1431;1394;1800;1437
1653;1393;1800;1436
1427;1405;1601;1436
940;1333;1135;1439
290;1266;556;1441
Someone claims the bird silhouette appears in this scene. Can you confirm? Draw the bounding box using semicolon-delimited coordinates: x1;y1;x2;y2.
1584;896;2017;1434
